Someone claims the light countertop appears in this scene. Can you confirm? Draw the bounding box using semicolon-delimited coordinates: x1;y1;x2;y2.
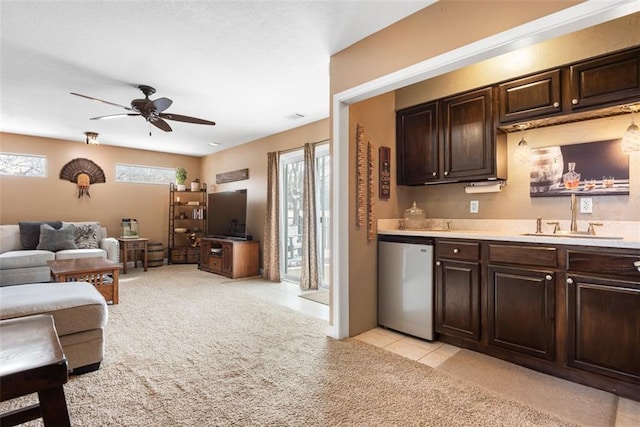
377;219;640;250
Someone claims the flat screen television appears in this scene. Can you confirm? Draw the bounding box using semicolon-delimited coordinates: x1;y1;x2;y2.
207;189;248;240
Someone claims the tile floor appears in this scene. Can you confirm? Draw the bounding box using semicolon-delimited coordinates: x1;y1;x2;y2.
235;278;639;427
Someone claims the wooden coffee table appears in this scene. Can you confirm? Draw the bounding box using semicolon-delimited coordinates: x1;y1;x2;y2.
48;257;121;304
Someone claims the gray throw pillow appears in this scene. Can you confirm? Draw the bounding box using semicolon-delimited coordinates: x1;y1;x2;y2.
36;223;77;251
74;223;100;249
19;221;63;249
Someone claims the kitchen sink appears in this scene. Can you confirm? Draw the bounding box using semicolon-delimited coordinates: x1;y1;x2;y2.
521;232;623;240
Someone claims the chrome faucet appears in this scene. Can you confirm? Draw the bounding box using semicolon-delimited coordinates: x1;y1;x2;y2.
570;193;578;232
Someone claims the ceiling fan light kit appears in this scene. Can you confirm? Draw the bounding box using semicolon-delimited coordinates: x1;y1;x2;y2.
71;85;216;134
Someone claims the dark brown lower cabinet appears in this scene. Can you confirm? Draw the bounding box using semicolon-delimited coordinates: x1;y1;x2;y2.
198;237;259;279
430;239;639;400
487;266;556;360
435;259;480;341
566;274;640;384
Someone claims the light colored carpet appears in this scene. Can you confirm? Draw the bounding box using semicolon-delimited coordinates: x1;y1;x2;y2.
2;265;580;426
438;349;617;427
299;289;329;305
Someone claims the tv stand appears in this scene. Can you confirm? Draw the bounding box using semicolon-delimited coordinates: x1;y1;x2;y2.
199;237;259;279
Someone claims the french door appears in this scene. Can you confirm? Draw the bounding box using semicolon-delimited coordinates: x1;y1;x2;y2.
280;143;330;287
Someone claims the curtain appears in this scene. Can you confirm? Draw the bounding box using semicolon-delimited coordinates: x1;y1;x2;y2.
263;151;280;282
300;142;319;290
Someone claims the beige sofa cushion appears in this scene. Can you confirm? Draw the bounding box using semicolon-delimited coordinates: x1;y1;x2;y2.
0;225;21;253
0;282;108;335
0;249;54;269
56;248;106;260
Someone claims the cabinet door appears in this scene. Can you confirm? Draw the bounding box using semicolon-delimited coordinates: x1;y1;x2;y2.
435;259;480;340
498;69;562;123
222;243;233;275
396;102;439;185
569;48;640;110
566;274;640;384
487;265;556;360
442;87;494;180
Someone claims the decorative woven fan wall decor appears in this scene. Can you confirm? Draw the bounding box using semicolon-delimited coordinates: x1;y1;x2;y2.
59;158;106;198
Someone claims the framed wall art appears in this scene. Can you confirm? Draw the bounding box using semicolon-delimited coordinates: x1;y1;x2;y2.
379;146;391;200
529;139;629;197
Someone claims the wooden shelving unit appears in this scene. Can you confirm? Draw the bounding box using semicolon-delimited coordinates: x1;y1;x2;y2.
168;183;207;264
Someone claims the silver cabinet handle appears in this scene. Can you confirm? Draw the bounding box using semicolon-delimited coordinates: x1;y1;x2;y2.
634;260;640;272
572;98;578;105
553;101;559;108
436;261;441;266
546;275;553;281
444;171;449;176
567;278;574;284
432;172;437;176
453;248;459;254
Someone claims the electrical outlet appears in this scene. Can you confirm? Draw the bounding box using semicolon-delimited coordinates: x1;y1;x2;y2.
470;200;479;213
580;197;593;214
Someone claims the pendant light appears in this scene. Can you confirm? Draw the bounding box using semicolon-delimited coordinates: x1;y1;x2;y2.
621;105;640;153
514;124;531;165
85;132;99;145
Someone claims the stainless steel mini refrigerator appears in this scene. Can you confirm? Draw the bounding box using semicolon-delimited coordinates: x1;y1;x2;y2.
378;237;434;340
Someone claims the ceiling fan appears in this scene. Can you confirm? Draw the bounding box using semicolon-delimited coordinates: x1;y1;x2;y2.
71;85;216;133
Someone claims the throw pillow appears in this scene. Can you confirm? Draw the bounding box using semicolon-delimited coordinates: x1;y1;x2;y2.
18;221;63;249
36;223;77;251
73;223;100;249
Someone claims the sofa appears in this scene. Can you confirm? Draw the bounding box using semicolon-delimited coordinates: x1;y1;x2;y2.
0;221;119;286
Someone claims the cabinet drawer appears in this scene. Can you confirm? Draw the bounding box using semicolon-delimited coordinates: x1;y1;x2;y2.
489;244;557;268
567;250;640;279
171;248;186;262
125;241;146;250
437;240;479;261
208;256;222;271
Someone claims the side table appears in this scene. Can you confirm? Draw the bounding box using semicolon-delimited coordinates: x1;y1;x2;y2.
118;238;149;274
0;314;71;427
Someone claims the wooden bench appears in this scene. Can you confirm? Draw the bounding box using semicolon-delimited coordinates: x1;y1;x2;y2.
0;314;71;426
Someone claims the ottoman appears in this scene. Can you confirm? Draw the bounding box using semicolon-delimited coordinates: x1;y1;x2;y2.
0;282;108;374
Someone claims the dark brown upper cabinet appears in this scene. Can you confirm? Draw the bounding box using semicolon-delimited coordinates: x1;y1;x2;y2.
569;48;640;111
497;47;640;127
442;87;504;181
396;102;439;185
396;87;506;185
498;69;562;123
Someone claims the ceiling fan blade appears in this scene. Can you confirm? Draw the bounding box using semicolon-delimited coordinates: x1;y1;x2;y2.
150;117;173;132
159;113;216;126
90;113;141;120
147;97;173;113
70;92;135;111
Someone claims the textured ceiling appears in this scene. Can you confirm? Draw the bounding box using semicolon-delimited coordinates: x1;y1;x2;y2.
0;0;435;157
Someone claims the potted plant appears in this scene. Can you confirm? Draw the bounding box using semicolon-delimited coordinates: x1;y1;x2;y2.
175;167;187;191
191;178;201;192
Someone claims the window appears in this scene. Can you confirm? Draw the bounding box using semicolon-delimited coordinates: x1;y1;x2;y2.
115;163;175;185
0;153;47;177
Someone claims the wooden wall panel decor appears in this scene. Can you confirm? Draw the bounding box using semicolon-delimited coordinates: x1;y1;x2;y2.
379;146;391;199
216;168;249;184
356;124;366;227
368;141;376;241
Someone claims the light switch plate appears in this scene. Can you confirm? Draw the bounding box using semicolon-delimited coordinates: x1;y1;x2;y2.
470;200;479;213
580;197;593;213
